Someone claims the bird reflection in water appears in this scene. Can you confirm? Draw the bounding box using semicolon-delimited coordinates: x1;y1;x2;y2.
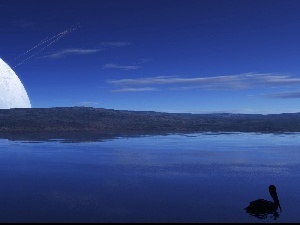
244;185;282;220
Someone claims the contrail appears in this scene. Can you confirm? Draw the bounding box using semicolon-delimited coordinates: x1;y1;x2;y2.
12;36;50;62
12;25;80;68
12;28;71;61
13;33;68;68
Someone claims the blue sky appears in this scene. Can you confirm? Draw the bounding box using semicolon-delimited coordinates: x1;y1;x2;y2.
1;0;300;114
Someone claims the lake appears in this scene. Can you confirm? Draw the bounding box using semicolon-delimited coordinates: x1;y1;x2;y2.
0;132;299;222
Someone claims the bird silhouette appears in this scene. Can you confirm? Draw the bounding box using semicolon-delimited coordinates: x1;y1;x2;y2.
244;185;282;219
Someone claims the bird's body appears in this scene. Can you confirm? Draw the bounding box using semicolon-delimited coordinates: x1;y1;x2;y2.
245;198;278;213
244;185;282;219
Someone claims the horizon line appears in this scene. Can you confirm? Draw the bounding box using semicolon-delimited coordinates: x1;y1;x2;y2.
1;106;300;115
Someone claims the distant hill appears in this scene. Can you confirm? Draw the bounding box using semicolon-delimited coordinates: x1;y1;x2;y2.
0;107;300;134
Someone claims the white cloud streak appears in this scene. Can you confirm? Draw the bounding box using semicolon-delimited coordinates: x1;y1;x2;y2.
108;73;300;90
98;42;131;48
41;48;101;59
111;87;158;92
102;63;140;70
41;41;131;59
263;91;300;99
79;101;100;105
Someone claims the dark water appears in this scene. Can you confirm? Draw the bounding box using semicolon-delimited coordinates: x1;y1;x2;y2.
0;133;299;222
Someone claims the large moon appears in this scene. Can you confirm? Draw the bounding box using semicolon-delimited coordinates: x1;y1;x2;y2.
0;58;31;109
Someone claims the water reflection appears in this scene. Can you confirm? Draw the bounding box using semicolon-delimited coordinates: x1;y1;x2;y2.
0;131;145;143
246;210;280;220
245;185;282;220
0;133;299;222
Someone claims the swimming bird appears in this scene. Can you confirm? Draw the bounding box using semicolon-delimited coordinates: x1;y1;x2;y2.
244;185;282;218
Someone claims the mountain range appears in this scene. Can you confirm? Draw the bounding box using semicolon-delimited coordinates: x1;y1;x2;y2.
0;107;299;142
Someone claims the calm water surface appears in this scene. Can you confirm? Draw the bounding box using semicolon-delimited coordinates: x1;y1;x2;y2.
0;133;299;222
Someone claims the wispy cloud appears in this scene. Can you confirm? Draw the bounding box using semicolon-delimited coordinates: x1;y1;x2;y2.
79;101;101;106
41;48;101;59
41;41;131;59
98;42;131;48
12;19;36;29
111;87;158;92
102;57;150;71
137;58;153;64
263;91;300;99
102;63;140;70
108;73;300;90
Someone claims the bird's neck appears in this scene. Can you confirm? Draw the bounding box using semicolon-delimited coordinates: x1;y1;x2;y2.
273;198;280;208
